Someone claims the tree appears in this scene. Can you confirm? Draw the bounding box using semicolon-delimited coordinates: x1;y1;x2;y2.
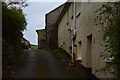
2;2;27;78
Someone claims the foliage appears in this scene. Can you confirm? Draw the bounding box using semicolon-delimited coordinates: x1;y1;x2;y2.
95;2;120;78
43;48;71;61
2;3;27;39
3;1;28;9
42;48;88;78
30;44;38;49
22;43;29;49
2;2;27;78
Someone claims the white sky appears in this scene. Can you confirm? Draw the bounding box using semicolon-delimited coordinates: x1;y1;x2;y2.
22;2;66;45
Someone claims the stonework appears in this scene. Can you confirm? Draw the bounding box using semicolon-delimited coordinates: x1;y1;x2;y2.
45;3;65;48
36;3;65;49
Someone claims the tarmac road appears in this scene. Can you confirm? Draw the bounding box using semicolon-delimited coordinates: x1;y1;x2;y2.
14;49;88;78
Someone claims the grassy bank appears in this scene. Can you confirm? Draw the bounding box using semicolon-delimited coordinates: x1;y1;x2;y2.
30;44;38;49
43;47;88;78
43;48;71;61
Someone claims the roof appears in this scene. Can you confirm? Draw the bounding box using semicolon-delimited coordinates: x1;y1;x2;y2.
36;2;71;33
56;2;71;25
22;37;29;42
45;2;66;15
36;29;45;33
45;2;66;29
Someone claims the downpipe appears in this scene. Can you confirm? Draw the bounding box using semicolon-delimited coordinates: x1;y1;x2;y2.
71;0;76;63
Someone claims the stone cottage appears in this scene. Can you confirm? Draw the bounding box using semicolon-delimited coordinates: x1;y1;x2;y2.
36;29;46;49
56;2;114;78
36;3;65;49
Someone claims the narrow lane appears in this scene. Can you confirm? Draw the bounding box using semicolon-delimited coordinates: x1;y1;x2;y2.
14;49;87;78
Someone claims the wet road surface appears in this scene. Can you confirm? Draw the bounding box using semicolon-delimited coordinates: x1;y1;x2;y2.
14;49;87;78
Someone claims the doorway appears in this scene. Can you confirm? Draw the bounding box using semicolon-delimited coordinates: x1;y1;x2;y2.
86;34;92;68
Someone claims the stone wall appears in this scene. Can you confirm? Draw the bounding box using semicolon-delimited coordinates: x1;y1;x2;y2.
45;3;65;48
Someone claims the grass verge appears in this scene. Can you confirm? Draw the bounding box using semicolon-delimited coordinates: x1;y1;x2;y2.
30;44;38;49
43;47;71;61
43;47;88;78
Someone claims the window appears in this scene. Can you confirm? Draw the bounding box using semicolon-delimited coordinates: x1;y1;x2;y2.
77;41;82;62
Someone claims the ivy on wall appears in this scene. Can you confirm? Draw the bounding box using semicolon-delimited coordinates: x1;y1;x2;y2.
95;2;120;78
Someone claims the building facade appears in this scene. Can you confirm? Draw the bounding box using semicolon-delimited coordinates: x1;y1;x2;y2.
36;3;65;49
45;3;65;48
21;37;31;49
57;2;114;78
36;29;46;49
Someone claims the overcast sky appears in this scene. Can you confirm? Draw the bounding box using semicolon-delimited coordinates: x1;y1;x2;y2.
22;2;66;45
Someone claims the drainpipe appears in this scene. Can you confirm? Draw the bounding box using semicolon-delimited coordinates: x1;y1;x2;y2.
71;0;76;63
